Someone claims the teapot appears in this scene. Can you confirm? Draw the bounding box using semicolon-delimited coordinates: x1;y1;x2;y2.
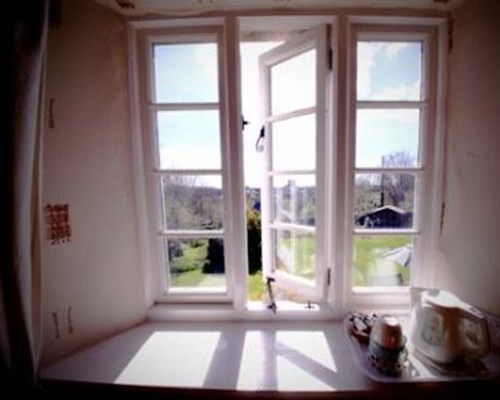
409;288;490;364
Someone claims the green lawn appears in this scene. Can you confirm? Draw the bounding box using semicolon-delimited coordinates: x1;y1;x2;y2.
353;235;411;287
248;271;265;300
170;269;265;299
276;233;315;280
171;270;226;288
169;234;412;296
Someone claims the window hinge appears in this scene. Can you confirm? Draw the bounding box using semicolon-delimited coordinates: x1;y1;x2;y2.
327;268;332;286
328;48;333;70
448;18;454;53
440;201;446;234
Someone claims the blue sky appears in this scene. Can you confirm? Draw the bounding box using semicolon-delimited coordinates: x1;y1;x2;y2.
154;40;423;187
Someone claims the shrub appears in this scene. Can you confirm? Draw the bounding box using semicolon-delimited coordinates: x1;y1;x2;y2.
247;208;262;274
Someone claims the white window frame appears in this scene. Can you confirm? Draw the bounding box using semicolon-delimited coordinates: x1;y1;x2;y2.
342;22;442;309
130;21;247;304
259;25;330;302
128;15;447;317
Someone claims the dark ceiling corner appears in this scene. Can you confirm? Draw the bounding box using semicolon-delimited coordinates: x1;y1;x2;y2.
49;0;61;29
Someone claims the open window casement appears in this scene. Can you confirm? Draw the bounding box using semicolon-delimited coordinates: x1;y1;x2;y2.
259;26;330;303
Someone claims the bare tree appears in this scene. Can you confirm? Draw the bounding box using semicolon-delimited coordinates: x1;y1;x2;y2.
381;151;415;209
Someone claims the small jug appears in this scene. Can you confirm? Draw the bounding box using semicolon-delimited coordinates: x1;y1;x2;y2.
409;289;490;364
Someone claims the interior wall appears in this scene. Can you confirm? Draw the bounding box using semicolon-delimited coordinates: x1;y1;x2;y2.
41;0;146;365
435;0;500;314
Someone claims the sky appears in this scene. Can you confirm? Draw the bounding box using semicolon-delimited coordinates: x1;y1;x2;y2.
153;38;423;188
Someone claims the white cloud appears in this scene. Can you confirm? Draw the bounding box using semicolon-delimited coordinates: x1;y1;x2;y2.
374;80;421;101
384;42;412;59
193;43;219;96
357;42;419;101
357;42;382;100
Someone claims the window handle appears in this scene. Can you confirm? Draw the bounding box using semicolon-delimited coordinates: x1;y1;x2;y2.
256;126;265;153
266;276;277;313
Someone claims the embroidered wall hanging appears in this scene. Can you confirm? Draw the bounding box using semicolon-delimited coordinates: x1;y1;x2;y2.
45;203;72;244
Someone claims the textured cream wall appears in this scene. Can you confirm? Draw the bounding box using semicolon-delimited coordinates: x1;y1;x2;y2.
435;0;500;314
41;0;146;365
39;0;500;367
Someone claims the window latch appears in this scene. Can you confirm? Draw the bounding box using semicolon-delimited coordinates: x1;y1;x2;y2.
241;115;250;131
256;126;265;153
266;276;277;313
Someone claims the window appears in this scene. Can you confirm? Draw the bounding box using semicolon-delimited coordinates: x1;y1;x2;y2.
134;26;235;302
130;17;444;312
346;26;439;307
259;26;329;302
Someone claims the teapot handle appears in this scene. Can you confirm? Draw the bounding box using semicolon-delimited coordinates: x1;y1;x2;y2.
460;304;490;358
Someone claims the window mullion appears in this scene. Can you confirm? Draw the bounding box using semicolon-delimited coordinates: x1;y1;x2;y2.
270;222;316;233
355;167;423;174
150;102;220;111
154;169;223;175
159;230;224;239
356;100;426;109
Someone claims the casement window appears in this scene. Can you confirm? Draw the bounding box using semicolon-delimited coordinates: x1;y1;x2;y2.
130;16;445;312
258;26;329;302
345;25;440;307
133;26;236;303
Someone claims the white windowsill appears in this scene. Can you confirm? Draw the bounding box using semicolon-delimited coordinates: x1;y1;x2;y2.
40;320;372;392
40;318;499;393
147;301;346;322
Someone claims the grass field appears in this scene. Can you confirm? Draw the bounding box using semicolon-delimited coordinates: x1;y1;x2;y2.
353;235;411;287
169;233;412;296
275;233;315;280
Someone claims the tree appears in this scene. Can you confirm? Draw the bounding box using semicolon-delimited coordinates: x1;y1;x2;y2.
354;151;416;223
162;175;223;229
204;238;224;273
246;208;262;274
381;151;415;209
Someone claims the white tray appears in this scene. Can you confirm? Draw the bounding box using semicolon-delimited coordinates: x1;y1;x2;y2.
344;318;500;383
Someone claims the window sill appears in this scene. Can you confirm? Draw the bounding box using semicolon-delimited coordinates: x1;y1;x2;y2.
39;320;371;391
147;301;347;322
40;320;499;395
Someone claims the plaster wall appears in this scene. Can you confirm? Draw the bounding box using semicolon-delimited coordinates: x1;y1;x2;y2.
435;0;500;314
41;0;147;365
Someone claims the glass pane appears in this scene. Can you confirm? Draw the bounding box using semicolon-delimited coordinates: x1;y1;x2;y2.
357;41;422;101
157;110;221;170
167;239;226;289
272;114;316;170
353;235;413;287
356;109;420;168
274;229;315;281
354;173;415;229
241;41;283;190
153;43;218;103
273;175;315;227
161;175;223;230
271;49;316;115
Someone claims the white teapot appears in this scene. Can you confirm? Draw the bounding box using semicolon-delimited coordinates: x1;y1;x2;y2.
409;289;490;364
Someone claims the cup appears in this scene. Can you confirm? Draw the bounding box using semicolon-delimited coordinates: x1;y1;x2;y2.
368;315;406;364
371;315;405;349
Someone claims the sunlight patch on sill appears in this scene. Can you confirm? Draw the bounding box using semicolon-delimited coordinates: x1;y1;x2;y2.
115;331;221;387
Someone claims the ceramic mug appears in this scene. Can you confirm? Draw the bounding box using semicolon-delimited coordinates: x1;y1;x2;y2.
369;315;406;360
371;315;405;348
